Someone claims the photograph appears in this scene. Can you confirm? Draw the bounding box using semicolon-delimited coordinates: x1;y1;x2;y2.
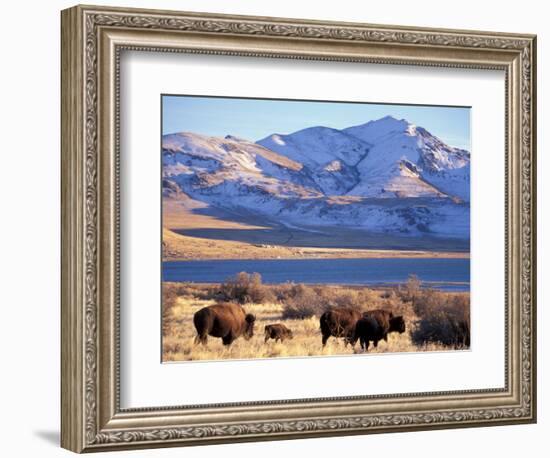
161;95;471;362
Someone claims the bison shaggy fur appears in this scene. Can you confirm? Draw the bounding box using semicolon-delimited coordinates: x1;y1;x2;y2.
320;308;362;347
193;302;256;346
354;309;406;351
264;323;293;343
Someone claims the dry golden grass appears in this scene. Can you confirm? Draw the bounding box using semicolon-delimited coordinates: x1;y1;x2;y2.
162;227;297;261
163;198;268;231
162;282;462;362
163;227;469;261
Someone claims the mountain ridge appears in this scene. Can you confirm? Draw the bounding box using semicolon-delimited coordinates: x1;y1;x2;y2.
162;116;470;240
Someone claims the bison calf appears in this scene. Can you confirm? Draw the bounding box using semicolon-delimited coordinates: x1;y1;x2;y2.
264;324;293;343
193;302;256;346
354;310;406;351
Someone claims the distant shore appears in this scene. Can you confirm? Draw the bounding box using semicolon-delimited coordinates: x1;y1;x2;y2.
163;227;469;261
162;199;469;261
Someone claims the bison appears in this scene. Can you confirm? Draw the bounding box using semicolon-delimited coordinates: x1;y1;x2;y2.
264;323;293;343
193;302;256;346
354;309;406;351
320;308;362;347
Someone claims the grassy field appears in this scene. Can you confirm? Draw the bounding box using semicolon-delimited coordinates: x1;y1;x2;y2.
162;278;470;362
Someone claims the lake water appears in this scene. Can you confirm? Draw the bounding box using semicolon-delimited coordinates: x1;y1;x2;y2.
162;258;470;291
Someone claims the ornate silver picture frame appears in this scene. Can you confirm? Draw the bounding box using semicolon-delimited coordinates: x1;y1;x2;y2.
61;4;536;453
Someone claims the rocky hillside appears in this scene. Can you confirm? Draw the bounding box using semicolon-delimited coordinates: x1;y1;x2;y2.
162;116;470;240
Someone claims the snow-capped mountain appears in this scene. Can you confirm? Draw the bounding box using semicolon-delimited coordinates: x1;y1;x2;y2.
162;116;470;240
343;116;470;200
257;126;371;168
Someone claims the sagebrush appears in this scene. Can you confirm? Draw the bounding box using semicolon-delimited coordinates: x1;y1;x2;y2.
162;271;471;361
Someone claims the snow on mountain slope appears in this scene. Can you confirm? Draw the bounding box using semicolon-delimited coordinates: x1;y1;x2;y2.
415;126;470;171
163;132;321;204
273;197;470;239
163;132;303;173
345;116;470;200
307;160;360;195
257;126;371;168
256;126;372;194
162;115;470;240
343;115;412;144
422;164;470;202
345;116;469;172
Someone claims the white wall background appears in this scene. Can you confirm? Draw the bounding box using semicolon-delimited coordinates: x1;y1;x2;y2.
0;0;546;456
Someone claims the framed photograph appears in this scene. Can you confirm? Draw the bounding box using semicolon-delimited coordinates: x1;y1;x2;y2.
61;4;537;453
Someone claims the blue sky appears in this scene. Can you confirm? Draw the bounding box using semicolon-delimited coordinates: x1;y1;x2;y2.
162;95;471;150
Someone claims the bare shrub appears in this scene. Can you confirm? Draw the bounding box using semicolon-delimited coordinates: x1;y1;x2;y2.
162;288;177;319
164;282;219;301
281;284;392;319
411;289;470;348
281;283;325;319
382;289;416;322
411;288;445;317
335;290;363;309
162;282;222;334
359;288;389;309
162;284;181;335
219;272;275;304
314;286;357;310
398;274;422;302
271;282;297;303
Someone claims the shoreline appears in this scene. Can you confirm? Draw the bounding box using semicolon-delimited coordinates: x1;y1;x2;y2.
162;280;470;293
163;249;470;262
162;222;470;261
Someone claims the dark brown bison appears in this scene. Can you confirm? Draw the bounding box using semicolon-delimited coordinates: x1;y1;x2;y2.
354;309;406;351
320;308;362;347
264;324;293;343
193;302;256;346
